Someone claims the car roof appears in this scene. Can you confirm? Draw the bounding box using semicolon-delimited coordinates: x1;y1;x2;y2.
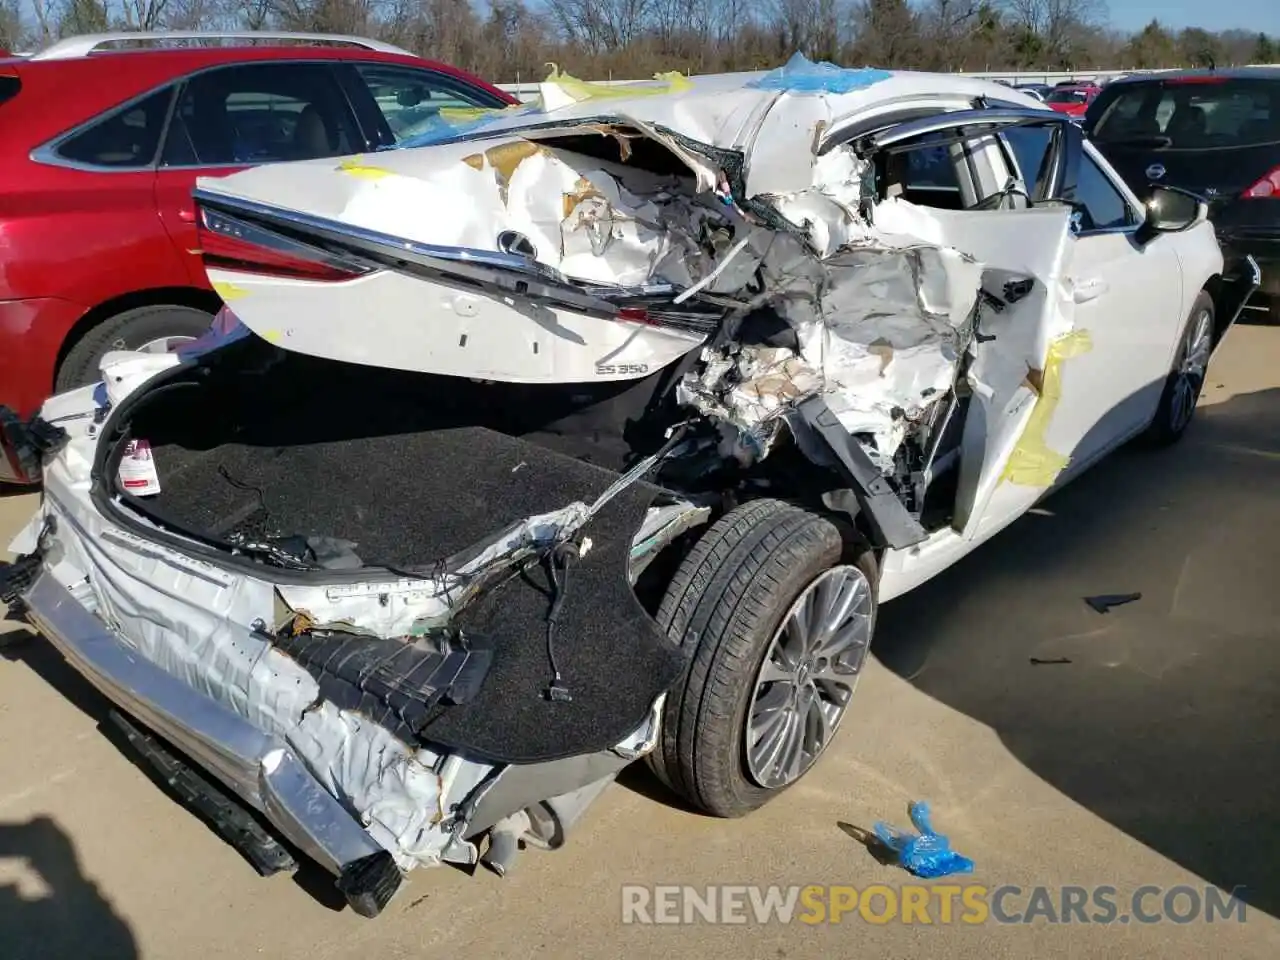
2;42;514;145
1104;66;1280;88
11;43;484;77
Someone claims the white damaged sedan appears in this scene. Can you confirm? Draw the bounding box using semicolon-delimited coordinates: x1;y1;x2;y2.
0;56;1260;916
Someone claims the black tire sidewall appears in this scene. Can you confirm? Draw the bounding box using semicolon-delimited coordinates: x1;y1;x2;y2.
1147;291;1214;446
57;306;215;392
723;547;879;812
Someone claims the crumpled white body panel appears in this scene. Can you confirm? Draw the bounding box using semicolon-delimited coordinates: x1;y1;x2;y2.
679;220;984;465
43;478;469;868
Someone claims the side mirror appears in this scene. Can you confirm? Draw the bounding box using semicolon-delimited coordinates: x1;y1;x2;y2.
1135;185;1207;245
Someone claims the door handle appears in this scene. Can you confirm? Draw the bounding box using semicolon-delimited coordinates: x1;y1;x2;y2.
177;208;196;223
1072;277;1108;303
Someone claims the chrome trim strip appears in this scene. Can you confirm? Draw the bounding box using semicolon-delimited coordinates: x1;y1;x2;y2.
21;573;384;876
31;30;415;60
193;188;554;275
1225;255;1264;329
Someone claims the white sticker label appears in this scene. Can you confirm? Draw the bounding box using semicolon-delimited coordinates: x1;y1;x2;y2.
119;439;161;496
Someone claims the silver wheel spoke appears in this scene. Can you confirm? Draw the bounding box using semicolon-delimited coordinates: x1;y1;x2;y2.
805;696;834;753
757;658;792;685
811;614;871;663
752;700;795;776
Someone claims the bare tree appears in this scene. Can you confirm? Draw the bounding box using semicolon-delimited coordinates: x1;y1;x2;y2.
0;0;23;50
851;0;922;68
1004;0;1106;66
544;0;656;52
59;0;113;35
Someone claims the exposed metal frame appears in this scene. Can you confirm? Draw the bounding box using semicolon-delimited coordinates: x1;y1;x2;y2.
29;31;414;61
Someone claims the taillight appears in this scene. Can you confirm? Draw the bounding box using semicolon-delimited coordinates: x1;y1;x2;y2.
197;206;370;282
1242;168;1280;199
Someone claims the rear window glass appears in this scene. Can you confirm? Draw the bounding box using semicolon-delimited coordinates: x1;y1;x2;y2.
0;76;18;105
55;86;174;168
1093;78;1280;149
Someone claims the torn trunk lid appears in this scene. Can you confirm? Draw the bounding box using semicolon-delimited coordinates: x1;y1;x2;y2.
192;125;752;382
187;69;1034;384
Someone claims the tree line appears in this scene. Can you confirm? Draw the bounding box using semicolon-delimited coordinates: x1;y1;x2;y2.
3;0;1276;83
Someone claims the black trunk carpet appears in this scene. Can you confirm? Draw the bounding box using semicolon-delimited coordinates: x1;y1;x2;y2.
145;424;687;763
150;426;625;569
424;481;685;763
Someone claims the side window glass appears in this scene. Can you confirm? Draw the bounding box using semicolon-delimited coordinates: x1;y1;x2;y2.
1074;154;1135;232
878;133;963;210
55;86;174;168
161;64;361;167
353;64;507;145
1000;124;1054;193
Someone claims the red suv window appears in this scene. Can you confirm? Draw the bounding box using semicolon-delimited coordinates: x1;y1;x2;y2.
0;75;18;105
52;86;176;168
161;62;362;166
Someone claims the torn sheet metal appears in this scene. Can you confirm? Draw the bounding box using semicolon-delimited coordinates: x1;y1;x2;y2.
681;236;983;468
337;140;736;289
38;468;470;869
762;146;874;257
800;245;982;463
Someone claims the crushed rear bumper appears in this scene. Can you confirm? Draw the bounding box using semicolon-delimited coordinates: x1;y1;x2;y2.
19;572;402;916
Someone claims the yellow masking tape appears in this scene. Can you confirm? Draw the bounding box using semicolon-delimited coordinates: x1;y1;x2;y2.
542;64;691;102
337;157;392;180
438;103;527;123
211;281;248;301
1000;329;1093;487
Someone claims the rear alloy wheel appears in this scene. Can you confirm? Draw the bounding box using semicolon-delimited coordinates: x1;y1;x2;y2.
744;564;873;789
648;499;877;817
56;305;215;392
1145;291;1214;446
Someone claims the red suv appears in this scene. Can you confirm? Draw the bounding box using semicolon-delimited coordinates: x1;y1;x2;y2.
0;31;514;471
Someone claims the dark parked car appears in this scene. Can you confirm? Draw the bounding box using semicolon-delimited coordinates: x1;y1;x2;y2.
1085;69;1280;320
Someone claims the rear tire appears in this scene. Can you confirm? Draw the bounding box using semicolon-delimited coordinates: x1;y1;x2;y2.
648;499;877;818
1144;291;1214;447
56;305;215;392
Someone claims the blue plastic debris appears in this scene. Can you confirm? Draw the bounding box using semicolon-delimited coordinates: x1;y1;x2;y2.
748;52;893;95
872;801;975;879
394;103;544;150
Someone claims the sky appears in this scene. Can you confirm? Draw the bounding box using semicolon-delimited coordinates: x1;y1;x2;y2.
10;0;1280;40
1108;0;1280;34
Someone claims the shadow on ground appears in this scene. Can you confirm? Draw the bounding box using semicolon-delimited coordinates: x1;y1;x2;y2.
0;816;139;960
874;386;1280;917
